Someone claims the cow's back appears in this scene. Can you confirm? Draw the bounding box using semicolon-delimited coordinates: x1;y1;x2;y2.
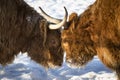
0;0;42;65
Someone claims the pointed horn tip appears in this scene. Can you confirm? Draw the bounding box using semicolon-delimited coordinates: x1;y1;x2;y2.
39;7;41;10
39;7;44;12
63;6;66;10
63;6;68;17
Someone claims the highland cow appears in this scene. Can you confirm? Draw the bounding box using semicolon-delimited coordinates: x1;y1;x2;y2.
62;0;120;79
0;0;68;67
41;0;120;79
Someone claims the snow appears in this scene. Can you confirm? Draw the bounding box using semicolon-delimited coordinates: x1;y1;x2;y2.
0;0;117;80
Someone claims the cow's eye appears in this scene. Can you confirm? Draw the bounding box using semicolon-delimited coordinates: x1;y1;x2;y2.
75;40;80;44
63;39;70;43
51;39;56;44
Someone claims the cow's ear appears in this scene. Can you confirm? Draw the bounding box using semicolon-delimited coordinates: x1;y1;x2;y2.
39;19;48;35
39;19;48;46
68;13;78;32
69;13;78;21
70;20;76;33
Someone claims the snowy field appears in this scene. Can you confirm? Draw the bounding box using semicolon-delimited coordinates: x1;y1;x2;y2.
0;0;117;80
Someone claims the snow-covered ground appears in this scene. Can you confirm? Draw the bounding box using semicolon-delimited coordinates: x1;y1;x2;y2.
0;0;117;80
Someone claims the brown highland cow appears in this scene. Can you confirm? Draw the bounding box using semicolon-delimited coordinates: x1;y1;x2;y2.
62;0;120;79
0;0;68;67
41;0;120;79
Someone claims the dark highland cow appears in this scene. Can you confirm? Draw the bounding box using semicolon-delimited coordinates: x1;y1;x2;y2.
42;0;120;79
0;0;68;67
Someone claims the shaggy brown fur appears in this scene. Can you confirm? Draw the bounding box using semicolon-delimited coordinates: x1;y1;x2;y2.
0;0;63;67
62;0;120;79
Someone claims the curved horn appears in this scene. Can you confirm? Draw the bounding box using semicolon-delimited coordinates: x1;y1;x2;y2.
49;7;68;29
39;7;61;24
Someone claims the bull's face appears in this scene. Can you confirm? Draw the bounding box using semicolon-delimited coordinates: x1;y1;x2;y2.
45;29;63;67
28;19;64;68
35;7;68;67
61;13;96;67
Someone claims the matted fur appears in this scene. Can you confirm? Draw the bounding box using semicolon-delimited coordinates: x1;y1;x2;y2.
0;0;63;67
62;0;120;79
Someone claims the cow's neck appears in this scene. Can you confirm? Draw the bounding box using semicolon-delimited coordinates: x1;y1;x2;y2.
79;0;120;45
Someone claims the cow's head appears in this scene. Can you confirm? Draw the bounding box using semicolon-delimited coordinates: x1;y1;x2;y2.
25;7;69;68
62;12;97;67
40;7;96;67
